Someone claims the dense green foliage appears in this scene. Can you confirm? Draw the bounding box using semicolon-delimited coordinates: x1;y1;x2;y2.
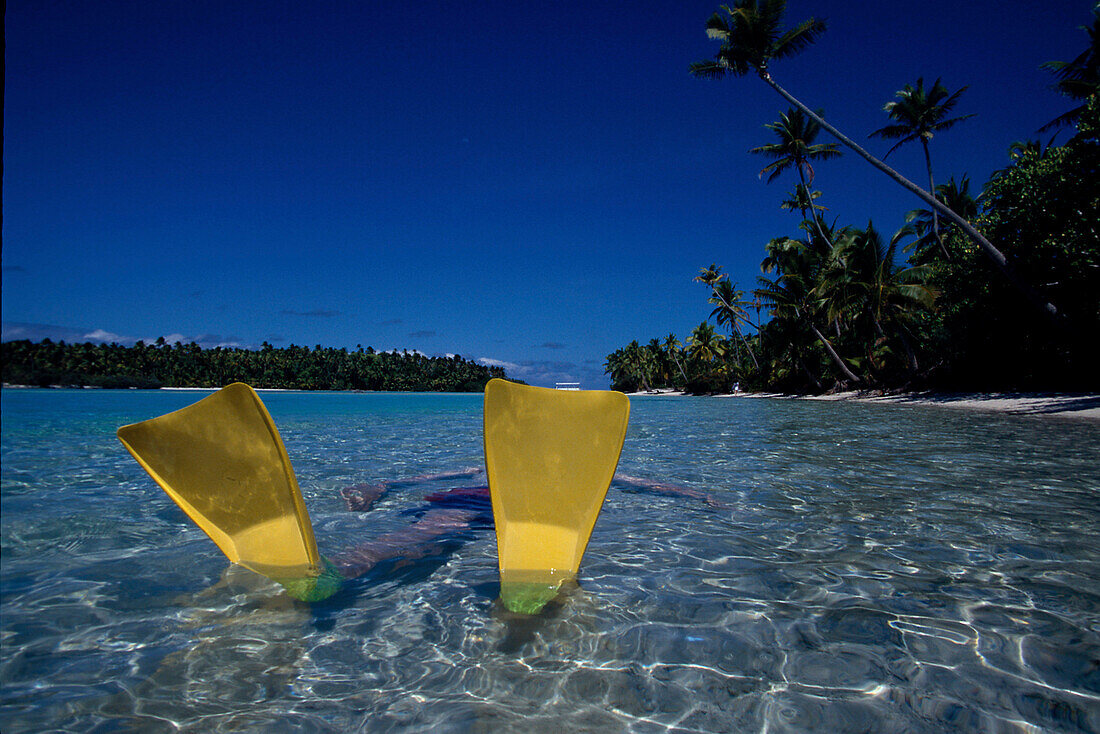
1;339;507;391
605;328;734;394
927;98;1100;389
607;4;1098;394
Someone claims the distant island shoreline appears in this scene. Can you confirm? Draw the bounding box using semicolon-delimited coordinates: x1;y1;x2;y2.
0;339;510;393
1;384;490;394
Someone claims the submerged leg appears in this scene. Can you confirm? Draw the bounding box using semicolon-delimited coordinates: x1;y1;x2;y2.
333;471;723;586
614;474;731;509
340;482;387;512
342;473;725;516
330;508;478;578
341;467;485;512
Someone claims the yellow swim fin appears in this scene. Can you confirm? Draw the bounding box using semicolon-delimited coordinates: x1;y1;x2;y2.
483;378;630;613
117;383;340;601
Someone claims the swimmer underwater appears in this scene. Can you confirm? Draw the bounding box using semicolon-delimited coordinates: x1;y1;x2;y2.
331;467;729;579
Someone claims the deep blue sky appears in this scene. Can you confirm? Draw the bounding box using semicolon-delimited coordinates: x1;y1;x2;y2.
3;1;1089;387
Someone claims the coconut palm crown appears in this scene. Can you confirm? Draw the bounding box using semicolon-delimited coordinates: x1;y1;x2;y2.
869;78;974;158
752;106;839;245
869;78;973;255
752;107;840;184
688;0;826;79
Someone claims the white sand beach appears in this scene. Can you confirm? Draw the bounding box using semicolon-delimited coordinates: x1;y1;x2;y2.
726;390;1100;420
628;389;1100;420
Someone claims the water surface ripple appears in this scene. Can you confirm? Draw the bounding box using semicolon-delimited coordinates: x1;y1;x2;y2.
2;390;1098;732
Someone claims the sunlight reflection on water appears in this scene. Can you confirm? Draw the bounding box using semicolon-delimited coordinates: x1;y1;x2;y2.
2;389;1099;732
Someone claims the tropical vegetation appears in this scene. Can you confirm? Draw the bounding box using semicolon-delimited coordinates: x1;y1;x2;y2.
606;2;1098;395
0;339;508;391
687;0;1061;322
869;78;974;256
1041;6;1099;132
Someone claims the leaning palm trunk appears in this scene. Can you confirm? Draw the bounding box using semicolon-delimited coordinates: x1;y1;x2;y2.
920;138;951;261
710;286;761;370
797;356;823;392
759;70;1061;324
871;313;920;376
796;173;832;248
736;329;760;371
804;318;861;384
896;328;919;375
671;353;689;385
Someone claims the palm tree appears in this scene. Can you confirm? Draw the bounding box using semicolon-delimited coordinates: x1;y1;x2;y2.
897;175;979;262
869;78;974;253
751;106;840;243
624;340;655;392
694;262;725;287
780;184;825;220
605;342;652;392
604;348;629;390
817;223;937;374
687;322;727;364
1006;139;1050;163
709;279;761;370
754;236;862;385
987;138;1057;186
694;263;761;369
761;235;811;275
646;338;668;386
690;0;1062;323
757;315;822;391
1040;7;1099;132
663;333;689;384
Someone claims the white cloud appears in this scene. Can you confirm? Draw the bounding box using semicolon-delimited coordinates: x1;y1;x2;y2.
83;329;127;342
2;324;32;339
477;357;523;371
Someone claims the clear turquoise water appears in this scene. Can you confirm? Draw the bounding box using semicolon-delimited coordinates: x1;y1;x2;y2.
2;388;1099;732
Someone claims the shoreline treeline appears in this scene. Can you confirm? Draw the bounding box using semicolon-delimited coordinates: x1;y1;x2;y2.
0;339;508;391
607;2;1098;395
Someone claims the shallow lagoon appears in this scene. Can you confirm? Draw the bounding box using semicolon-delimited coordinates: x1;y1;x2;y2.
2;389;1099;732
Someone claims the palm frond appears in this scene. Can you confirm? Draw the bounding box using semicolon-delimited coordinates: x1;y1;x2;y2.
689;60;731;79
758;0;787;30
760;160;790;181
936;84;969;114
869;123;914;140
890;221;918;247
773;17;827;61
930;113;976;133
895;282;938;309
1041;9;1099;100
749;141;791;158
704;12;732;41
883;135;919;158
1038;104;1088;132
